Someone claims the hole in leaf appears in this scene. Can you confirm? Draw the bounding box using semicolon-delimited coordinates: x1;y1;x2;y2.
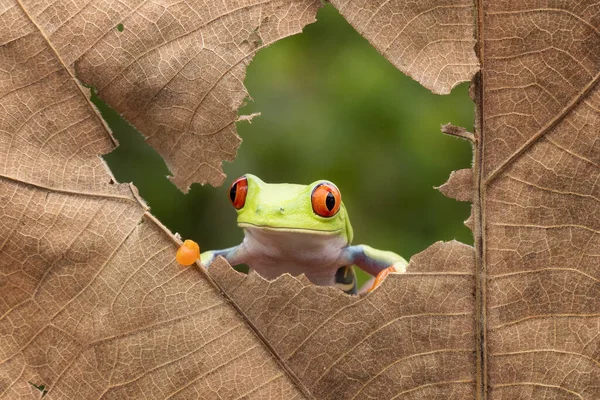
99;4;473;289
116;23;124;32
28;382;48;397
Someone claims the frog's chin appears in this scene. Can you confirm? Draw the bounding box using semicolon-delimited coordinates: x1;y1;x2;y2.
238;222;341;235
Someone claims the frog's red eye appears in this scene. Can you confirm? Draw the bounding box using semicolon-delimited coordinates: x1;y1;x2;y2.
229;176;248;209
311;182;341;217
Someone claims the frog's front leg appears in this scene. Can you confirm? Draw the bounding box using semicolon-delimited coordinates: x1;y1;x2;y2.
341;245;407;290
200;245;243;269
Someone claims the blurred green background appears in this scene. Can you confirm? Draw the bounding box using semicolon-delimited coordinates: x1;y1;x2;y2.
98;5;474;285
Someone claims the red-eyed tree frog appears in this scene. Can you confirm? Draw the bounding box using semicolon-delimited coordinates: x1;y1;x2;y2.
192;174;407;294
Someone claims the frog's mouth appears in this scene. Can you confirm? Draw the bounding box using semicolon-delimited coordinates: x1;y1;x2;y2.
238;222;341;235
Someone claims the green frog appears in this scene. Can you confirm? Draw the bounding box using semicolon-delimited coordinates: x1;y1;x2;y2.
200;174;407;294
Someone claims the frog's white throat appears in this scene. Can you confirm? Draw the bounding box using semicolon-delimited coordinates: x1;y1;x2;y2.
238;224;348;286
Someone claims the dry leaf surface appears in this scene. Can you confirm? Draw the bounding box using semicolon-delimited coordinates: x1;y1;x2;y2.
210;240;476;399
330;0;480;94
1;1;315;398
480;1;600;398
436;168;473;202
1;0;599;399
70;0;320;191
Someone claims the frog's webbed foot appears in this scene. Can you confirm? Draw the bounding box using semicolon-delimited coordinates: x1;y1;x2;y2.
341;245;407;292
200;246;241;269
176;240;200;266
367;262;405;292
175;238;242;269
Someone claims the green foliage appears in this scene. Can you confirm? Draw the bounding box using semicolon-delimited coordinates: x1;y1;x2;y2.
100;5;473;285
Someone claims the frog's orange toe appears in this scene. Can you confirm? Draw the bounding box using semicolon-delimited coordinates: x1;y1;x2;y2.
368;265;398;292
176;239;200;266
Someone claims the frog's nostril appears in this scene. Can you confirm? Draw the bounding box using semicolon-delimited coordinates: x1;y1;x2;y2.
279;207;284;213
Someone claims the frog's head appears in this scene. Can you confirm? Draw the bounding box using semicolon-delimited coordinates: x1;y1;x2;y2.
228;174;353;243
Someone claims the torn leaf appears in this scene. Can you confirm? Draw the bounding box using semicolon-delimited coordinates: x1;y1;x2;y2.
436;169;473;202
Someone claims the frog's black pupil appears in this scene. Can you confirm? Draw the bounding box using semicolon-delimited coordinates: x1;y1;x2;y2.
229;184;237;203
325;192;335;211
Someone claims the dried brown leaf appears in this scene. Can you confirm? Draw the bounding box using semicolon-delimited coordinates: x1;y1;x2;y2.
0;1;316;398
441;123;475;143
436;168;473;202
479;1;600;399
2;0;599;399
210;241;476;399
0;1;316;397
330;0;479;94
71;0;320;191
